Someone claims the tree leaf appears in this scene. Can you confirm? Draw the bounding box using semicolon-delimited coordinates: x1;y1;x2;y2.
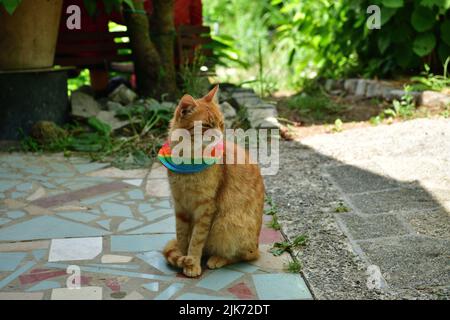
395;47;413;68
378;34;391;54
412;32;436;57
382;0;404;8
83;0;97;16
381;7;397;26
441;20;450;47
88;117;112;136
420;0;450;10
1;0;21;15
411;6;436;32
437;43;450;64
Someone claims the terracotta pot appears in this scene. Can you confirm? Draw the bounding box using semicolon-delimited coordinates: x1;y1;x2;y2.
0;0;63;70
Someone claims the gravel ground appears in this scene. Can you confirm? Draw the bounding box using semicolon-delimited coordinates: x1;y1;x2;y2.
264;119;450;299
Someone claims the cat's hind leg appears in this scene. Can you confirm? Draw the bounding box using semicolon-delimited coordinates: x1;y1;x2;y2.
206;256;233;269
163;239;184;268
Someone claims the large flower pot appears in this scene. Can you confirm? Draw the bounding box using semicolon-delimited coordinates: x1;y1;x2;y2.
0;0;63;70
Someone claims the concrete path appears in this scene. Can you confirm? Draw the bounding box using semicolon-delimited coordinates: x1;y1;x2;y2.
265;118;450;299
0;153;311;300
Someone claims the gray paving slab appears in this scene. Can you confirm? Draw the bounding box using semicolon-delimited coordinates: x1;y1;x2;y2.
265;119;450;299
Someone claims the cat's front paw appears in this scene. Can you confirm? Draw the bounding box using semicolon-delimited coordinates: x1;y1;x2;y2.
177;256;202;277
176;255;196;268
183;263;202;277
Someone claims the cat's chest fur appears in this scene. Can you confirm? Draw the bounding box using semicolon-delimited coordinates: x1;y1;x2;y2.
167;166;222;212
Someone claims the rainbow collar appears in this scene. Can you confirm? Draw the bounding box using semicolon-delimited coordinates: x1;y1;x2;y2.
158;141;224;174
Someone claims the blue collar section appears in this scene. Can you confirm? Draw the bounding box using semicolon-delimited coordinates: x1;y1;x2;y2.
159;156;214;174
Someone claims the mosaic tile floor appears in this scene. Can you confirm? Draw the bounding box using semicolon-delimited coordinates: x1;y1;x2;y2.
0;153;312;300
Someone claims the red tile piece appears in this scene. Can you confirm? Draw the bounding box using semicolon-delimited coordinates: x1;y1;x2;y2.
19;269;66;285
259;227;284;244
227;282;255;299
31;181;129;208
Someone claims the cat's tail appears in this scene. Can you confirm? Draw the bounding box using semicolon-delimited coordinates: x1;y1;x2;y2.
163;239;183;268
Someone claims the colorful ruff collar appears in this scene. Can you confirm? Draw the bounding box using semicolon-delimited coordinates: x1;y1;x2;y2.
158;141;224;174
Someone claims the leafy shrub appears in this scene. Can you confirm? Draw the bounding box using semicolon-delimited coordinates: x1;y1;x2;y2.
204;0;450;88
273;0;450;79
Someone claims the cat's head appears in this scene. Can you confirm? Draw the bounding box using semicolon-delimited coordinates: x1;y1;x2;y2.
169;85;225;134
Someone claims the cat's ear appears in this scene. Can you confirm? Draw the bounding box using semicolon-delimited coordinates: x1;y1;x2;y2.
177;94;197;117
203;85;219;103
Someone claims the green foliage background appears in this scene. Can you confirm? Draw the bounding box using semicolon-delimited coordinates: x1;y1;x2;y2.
204;0;450;90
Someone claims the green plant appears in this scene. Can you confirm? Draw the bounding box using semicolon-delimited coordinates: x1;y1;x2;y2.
267;214;281;230
411;58;450;92
332;118;344;133
270;235;308;256
283;91;347;123
19;100;173;169
255;40;277;97
179;51;211;98
441;104;450;118
385;85;416;119
264;195;278;215
67;69;90;94
287;260;302;273
203;34;247;69
335;201;350;213
204;0;450;90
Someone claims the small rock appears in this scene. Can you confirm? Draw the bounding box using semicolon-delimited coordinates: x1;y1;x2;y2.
231;91;262;107
383;89;421;101
355;79;368;96
419;91;450;107
96;111;130;131
247;107;280;129
344;79;358;94
71;91;102;118
383;89;404;101
107;101;124;112
325;79;335;92
111;291;127;299
365;82;382;98
324;79;344;92
109;84;138;105
219;102;237;119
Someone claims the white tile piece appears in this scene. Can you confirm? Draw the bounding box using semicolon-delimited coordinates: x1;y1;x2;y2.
101;254;133;263
26;187;46;201
49;237;103;262
51;286;103;300
123;179;143;187
142;282;159;292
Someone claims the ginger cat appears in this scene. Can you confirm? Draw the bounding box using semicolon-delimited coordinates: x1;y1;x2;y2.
162;85;265;277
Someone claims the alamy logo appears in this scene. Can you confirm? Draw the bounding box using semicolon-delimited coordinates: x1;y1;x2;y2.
66;5;81;30
168;121;280;175
66;265;81;289
366;5;381;30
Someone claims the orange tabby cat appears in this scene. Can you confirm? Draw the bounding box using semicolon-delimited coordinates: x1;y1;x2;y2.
162;85;265;277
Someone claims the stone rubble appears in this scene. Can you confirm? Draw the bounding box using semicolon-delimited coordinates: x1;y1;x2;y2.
326;78;450;108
